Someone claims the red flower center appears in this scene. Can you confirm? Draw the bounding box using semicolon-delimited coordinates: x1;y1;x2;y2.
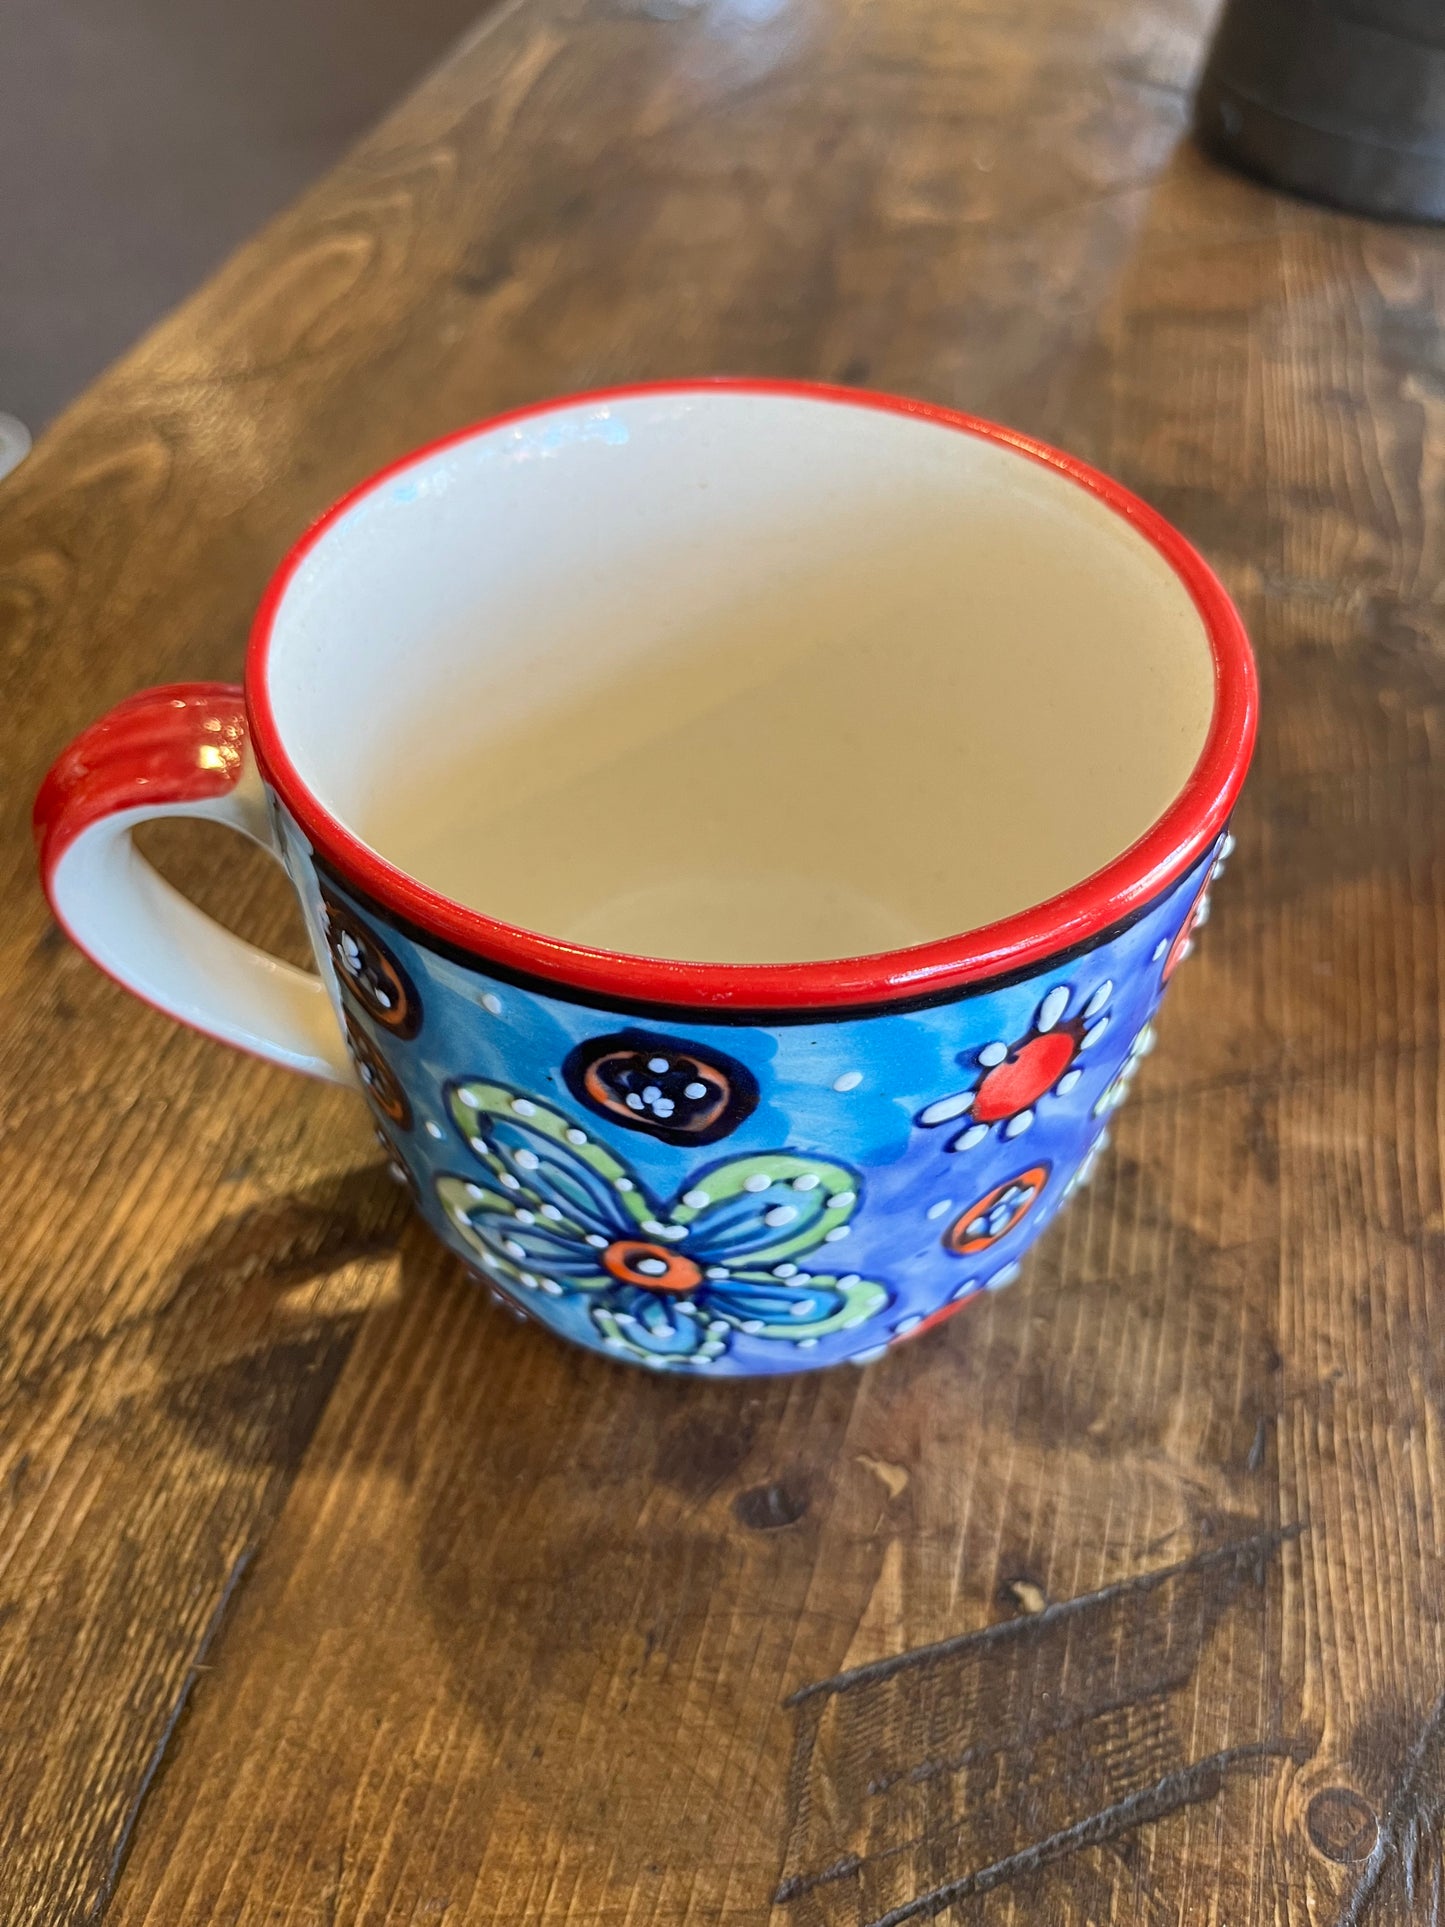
601;1238;703;1294
971;1030;1077;1122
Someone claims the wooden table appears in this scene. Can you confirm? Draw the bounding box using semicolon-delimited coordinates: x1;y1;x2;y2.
3;0;1442;1918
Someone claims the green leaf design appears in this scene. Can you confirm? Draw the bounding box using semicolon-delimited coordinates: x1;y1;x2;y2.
721;1270;888;1341
670;1151;861;1263
592;1304;727;1368
434;1076;893;1366
448;1078;652;1234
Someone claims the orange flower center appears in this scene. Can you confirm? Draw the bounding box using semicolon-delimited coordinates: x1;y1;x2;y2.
600;1238;703;1294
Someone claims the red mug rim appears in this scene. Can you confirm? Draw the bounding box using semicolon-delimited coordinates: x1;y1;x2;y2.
246;378;1257;1014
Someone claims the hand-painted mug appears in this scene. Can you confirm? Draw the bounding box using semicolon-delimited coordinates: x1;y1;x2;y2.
35;381;1256;1375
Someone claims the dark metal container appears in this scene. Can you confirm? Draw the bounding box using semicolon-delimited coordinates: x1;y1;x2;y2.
1196;0;1445;222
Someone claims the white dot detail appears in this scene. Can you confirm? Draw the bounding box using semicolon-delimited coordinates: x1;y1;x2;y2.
682;1188;711;1209
566;1127;588;1144
826;1191;856;1211
978;1041;1008;1068
1057;1069;1082;1094
511;1098;536;1116
497;1171;521;1191
824;1225;851;1242
1083;980;1113;1019
773;1262;798;1278
503;1239;527;1260
764;1205;798;1228
792;1173;821;1191
425;1120;444;1139
1082;1017;1111;1049
684;1081;707;1099
953;1123;990;1150
481;992;503;1015
920;1090;973;1126
1004;1111;1034;1138
513;1148;540;1170
743;1173;772;1193
585;1233;609;1248
647;1057;670;1073
927;1198;954;1221
1037;985;1070;1032
833;1070;863;1092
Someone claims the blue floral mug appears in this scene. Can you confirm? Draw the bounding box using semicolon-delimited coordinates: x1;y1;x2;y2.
35;382;1256;1374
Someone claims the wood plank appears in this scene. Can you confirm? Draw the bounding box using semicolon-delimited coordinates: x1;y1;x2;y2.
3;0;1445;1919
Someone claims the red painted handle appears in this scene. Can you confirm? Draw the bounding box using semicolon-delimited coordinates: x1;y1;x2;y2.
34;683;354;1081
34;683;248;871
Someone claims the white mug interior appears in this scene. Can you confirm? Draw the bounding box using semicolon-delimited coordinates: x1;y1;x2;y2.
261;388;1216;967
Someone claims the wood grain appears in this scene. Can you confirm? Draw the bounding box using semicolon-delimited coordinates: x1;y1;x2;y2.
3;0;1445;1919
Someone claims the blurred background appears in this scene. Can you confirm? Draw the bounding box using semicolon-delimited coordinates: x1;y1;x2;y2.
0;0;493;432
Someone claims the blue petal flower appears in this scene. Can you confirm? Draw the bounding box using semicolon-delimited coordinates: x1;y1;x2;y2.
435;1083;890;1368
706;1271;885;1339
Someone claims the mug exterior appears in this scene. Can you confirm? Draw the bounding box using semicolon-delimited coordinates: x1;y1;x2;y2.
272;790;1232;1375
36;382;1256;1377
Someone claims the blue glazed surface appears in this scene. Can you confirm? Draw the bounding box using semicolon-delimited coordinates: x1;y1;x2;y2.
276;804;1230;1375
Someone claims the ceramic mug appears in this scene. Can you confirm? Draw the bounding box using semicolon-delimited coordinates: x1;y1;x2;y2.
34;381;1256;1375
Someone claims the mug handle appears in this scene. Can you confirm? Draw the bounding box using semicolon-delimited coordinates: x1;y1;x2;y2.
33;683;355;1083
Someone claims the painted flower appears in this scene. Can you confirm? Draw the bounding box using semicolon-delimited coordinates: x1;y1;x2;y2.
915;979;1114;1150
563;1029;758;1146
434;1081;888;1369
942;1164;1050;1257
320;884;421;1038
